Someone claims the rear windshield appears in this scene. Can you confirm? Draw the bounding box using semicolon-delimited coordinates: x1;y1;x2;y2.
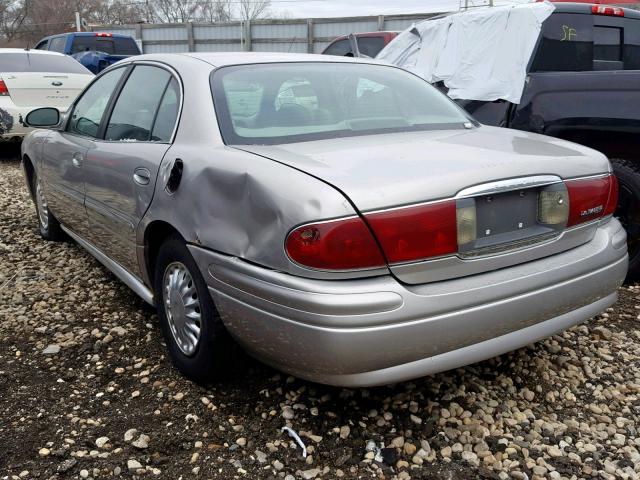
211;62;471;146
0;53;91;74
71;36;140;55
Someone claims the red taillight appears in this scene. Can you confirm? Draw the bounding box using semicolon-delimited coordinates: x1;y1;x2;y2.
285;217;385;270
565;174;617;227
0;79;9;97
604;174;619;216
365;200;458;264
592;5;624;16
96;32;113;37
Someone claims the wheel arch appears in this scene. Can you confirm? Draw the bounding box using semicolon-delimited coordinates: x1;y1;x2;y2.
142;220;185;289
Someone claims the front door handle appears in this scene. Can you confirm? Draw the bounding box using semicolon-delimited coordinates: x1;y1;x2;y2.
71;152;83;167
133;167;151;186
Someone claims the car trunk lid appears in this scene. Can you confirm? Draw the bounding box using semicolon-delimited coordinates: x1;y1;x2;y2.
237;126;613;283
1;73;90;109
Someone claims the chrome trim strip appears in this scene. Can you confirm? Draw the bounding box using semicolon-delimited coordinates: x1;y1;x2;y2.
61;225;155;306
456;175;562;198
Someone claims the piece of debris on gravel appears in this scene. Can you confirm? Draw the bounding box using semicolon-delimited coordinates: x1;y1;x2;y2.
2;155;640;480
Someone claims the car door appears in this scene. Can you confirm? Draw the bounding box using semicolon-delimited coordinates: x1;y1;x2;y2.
40;66;126;239
83;64;180;276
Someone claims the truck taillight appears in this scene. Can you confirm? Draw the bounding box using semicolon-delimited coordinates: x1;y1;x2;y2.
592;5;624;16
565;174;618;227
0;79;9;96
285;217;386;270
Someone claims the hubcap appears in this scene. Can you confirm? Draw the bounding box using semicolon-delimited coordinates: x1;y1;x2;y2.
35;179;49;230
163;262;202;356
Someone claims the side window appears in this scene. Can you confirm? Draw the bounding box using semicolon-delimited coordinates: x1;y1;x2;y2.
530;13;593;72
49;37;67;53
151;78;180;142
68;68;125;138
105;65;171;142
624;19;640;70
324;39;352;56
35;40;49;50
357;37;385;57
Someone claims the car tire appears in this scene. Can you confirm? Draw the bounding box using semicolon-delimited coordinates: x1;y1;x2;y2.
611;159;640;281
154;234;242;383
32;172;65;241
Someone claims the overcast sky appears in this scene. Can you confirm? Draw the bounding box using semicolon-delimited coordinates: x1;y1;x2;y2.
270;0;496;18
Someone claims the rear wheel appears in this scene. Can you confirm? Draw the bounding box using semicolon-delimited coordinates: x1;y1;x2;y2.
154;234;242;383
611;159;640;281
32;172;64;241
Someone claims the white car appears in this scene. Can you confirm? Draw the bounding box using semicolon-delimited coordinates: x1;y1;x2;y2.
0;49;93;141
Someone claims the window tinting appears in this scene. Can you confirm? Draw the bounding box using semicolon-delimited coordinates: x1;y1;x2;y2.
49;37;67;53
151;78;180;142
323;39;352;56
71;36;140;55
35;40;48;50
212;63;471;146
531;13;593;72
105;66;171;142
357;37;386;57
594;26;622;62
0;53;91;74
68;68;125;138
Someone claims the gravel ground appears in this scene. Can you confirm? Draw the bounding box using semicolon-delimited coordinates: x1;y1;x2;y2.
2;152;640;480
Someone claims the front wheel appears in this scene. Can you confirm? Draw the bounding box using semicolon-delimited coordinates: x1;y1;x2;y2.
154;234;242;383
611;159;640;281
32;172;64;241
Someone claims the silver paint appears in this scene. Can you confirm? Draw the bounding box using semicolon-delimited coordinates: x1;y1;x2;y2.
20;52;628;386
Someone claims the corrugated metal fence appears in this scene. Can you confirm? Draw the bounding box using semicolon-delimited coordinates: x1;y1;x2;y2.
89;13;440;54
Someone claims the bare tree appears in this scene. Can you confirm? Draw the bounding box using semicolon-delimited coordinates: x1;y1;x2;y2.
151;0;204;23
91;0;145;25
237;0;270;21
201;0;231;22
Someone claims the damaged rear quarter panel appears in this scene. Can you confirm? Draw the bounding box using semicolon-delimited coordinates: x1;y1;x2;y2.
138;142;375;280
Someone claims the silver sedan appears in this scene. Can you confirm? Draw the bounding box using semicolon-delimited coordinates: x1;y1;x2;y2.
21;53;627;387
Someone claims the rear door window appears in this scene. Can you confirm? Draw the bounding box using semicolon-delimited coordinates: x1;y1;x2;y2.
623;18;640;69
105;65;172;142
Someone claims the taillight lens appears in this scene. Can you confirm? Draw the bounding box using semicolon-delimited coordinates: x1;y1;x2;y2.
565;174;617;227
0;79;9;97
365;200;458;264
285;217;385;270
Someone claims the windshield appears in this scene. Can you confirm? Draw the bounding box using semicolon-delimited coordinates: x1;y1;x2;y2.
0;52;91;74
210;62;471;145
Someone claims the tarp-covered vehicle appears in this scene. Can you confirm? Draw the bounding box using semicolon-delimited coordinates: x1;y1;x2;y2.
378;1;640;279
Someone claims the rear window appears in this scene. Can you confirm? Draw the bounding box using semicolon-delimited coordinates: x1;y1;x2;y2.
531;13;593;72
211;62;472;146
0;53;91;74
358;37;386;57
71;36;140;55
531;12;640;71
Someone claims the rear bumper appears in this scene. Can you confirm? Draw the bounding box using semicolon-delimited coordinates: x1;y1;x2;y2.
189;219;627;387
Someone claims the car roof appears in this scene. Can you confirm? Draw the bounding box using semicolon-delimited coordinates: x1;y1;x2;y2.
0;48;66;56
175;51;384;67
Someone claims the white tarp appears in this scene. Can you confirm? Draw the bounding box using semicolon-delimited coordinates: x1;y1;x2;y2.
376;2;555;104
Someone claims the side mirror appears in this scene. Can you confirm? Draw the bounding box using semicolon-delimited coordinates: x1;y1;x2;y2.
25;107;60;128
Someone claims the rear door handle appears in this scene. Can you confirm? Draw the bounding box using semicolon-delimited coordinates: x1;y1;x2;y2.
133;167;151;186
